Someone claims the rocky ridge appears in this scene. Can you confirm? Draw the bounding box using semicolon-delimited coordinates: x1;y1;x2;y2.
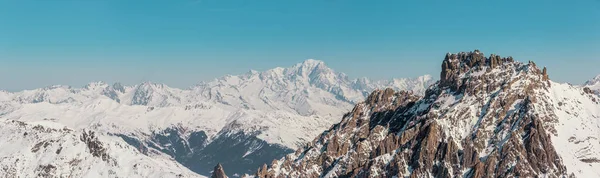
211;163;228;178
253;50;600;178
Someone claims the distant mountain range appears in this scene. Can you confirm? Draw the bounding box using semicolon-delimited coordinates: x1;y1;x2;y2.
2;55;598;177
0;59;433;177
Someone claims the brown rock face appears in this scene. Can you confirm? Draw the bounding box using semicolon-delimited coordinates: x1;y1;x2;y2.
211;163;228;178
440;50;516;92
80;130;111;163
542;67;550;81
256;50;568;178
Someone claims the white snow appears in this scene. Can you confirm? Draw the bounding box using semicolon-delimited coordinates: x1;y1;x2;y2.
0;120;205;178
0;59;434;177
0;59;433;150
547;81;600;177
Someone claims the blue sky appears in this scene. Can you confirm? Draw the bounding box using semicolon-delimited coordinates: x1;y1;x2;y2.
1;0;599;91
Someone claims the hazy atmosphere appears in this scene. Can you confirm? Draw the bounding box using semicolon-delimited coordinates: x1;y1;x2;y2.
1;0;599;91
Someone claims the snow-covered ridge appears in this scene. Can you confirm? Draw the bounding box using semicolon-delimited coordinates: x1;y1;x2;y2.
584;74;600;85
0;119;204;178
0;60;434;146
1;59;433;115
0;59;434;176
585;74;600;92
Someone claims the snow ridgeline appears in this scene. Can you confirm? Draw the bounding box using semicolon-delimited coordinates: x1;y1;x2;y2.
0;119;205;178
0;59;433;177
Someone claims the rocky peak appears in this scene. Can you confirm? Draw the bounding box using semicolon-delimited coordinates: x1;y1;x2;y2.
255;51;570;178
211;163;228;178
440;50;516;91
365;88;418;112
439;50;550;95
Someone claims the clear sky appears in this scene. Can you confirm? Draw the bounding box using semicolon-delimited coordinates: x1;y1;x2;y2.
1;0;599;91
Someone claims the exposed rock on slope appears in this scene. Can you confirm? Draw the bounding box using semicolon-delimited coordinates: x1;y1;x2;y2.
585;74;600;94
0;120;204;178
255;50;600;178
211;163;228;178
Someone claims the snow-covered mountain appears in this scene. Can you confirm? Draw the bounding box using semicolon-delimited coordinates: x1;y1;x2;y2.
0;59;434;177
255;50;600;177
585;74;600;93
192;59;432;117
0;119;204;178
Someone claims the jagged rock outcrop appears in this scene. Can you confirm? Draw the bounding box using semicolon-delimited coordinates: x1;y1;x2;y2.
211;163;228;178
542;67;549;81
80;130;112;163
441;50;515;92
584;87;594;94
253;50;596;178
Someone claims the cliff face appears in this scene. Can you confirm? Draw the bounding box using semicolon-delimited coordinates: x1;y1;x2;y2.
252;50;600;178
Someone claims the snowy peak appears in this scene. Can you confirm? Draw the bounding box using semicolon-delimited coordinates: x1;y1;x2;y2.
268;59;343;88
294;59;328;75
192;59;433;116
585;74;600;92
129;82;183;106
585;74;600;85
83;81;109;90
111;82;126;93
293;59;327;73
301;58;325;67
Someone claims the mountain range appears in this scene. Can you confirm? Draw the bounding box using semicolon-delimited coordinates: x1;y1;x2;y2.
1;53;598;177
0;59;433;177
255;50;600;178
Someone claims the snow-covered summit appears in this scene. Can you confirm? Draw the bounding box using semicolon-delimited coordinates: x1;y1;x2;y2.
190;59;433;116
585;74;600;92
585;74;600;85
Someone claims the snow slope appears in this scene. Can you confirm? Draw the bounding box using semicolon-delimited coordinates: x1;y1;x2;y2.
0;119;204;178
548;82;600;177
